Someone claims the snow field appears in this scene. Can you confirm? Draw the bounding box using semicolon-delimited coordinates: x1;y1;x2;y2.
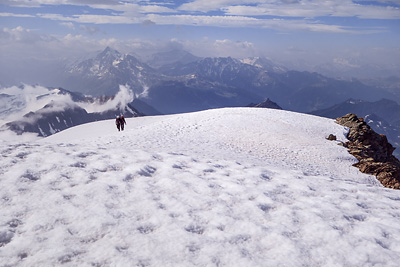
1;108;400;266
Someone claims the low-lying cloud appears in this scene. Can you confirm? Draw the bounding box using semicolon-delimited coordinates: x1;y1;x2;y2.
0;84;134;127
80;85;134;113
0;85;74;125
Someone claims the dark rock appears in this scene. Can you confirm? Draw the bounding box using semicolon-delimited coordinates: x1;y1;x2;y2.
336;113;400;189
326;134;337;141
248;98;282;110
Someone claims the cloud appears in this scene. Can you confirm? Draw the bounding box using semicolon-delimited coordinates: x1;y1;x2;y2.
37;13;139;24
222;1;400;20
0;12;35;18
79;25;101;35
144;14;371;34
0;85;75;124
0;26;56;45
178;0;255;13
25;8;390;35
79;85;134;113
0;26;150;63
0;0;121;7
60;22;75;29
146;13;262;27
211;39;256;58
178;0;400;20
1;0;398;36
0;26;89;58
356;0;400;5
69;0;121;5
0;84;134;132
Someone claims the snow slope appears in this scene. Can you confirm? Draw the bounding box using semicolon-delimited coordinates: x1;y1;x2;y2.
1;108;399;266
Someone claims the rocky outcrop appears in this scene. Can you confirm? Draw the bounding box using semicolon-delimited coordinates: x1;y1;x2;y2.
336;113;400;189
248;98;282;109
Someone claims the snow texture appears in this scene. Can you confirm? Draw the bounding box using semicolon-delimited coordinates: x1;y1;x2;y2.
1;108;400;266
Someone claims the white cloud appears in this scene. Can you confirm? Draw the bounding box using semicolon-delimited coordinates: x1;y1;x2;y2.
0;84;133;128
211;39;256;58
37;13;139;24
356;0;400;5
178;0;267;13
146;14;371;34
79;85;134;113
222;1;400;20
60;22;75;29
0;26;47;43
0;12;35;17
147;13;262;27
0;0;121;7
180;0;400;20
1;0;398;35
0;85;75;124
79;25;101;34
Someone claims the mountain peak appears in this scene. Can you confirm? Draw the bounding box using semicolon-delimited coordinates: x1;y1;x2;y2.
96;46;122;61
248;98;282;109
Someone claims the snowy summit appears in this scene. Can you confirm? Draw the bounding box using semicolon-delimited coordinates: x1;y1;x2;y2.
1;108;399;266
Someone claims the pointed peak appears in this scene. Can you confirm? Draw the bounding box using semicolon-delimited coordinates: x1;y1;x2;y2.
98;46;121;58
103;46;116;53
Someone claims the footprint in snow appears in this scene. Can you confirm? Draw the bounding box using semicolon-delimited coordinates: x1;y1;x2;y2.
20;170;40;181
137;224;156;234
185;224;205;235
137;165;157;177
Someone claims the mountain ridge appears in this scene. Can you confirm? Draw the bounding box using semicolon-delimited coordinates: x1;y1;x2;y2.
59;47;396;115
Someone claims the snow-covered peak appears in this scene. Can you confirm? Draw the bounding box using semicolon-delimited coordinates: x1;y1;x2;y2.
2;107;399;266
66;47;156;96
241;57;287;73
96;46;122;61
42;108;361;181
241;56;262;67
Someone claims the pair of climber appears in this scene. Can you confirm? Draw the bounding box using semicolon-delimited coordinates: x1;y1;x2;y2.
115;115;126;131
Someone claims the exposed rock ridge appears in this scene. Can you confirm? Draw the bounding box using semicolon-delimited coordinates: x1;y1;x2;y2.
248;98;282;109
336;113;400;189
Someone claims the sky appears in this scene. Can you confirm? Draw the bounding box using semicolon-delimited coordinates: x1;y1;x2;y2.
0;0;400;82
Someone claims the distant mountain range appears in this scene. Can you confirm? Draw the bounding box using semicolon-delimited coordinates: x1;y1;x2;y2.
2;47;399;156
59;47;396;115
